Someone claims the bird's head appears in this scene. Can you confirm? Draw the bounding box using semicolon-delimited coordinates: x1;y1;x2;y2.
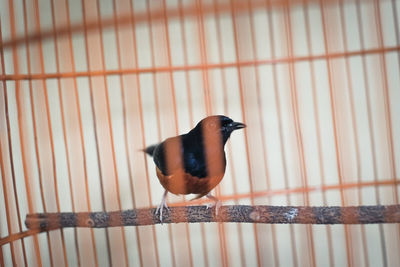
192;115;246;145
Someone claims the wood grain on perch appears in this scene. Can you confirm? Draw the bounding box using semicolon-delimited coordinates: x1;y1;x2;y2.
25;205;400;230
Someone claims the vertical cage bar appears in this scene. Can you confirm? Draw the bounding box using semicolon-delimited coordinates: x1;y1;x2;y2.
248;0;280;265
177;1;210;265
178;0;194;125
392;0;400;69
112;0;146;265
21;0;54;264
230;0;263;266
0;18;17;267
30;0;70;264
337;1;369;265
302;2;335;266
319;0;355;266
94;0;130;265
161;0;180;131
146;1;175;266
49;0;83;264
374;0;398;189
214;1;247;266
373;0;400;264
79;0;114;265
6;0;41;265
62;0;100;265
283;2;316;266
196;0;213;116
129;2;161;266
354;0;388;265
2;48;30;267
176;1;195;266
266;0;299;266
0;245;3;266
196;2;228;267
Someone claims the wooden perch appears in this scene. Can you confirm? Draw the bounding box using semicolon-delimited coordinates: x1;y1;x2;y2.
25;205;400;230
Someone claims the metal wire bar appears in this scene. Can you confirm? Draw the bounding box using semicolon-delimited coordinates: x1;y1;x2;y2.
265;0;299;265
49;0;81;264
148;1;179;266
1;45;399;81
21;0;55;264
196;1;228;266
146;1;174;266
373;0;400;245
31;0;70;264
126;2;162;266
283;2;316;266
79;0;113;265
1;59;30;267
247;1;280;266
319;0;354;265
0;245;4;266
214;1;247;265
230;0;262;265
373;0;400;264
392;0;400;70
302;2;335;265
4;0;40;264
177;1;196;266
0;18;17;267
63;0;100;264
182;180;400;209
0;120;16;265
112;0;145;266
94;0;130;265
0;229;43;247
354;0;388;265
0;0;375;50
337;1;369;265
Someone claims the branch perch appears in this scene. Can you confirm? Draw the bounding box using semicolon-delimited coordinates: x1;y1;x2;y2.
25;205;400;230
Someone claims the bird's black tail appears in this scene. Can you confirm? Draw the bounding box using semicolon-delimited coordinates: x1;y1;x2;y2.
143;144;157;157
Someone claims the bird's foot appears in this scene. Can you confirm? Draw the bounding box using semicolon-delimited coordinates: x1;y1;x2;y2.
206;201;222;215
206;194;222;216
155;201;169;223
156;190;169;223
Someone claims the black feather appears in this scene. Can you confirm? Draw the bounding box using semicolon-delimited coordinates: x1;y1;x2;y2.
143;144;158;157
144;115;245;179
152;132;210;178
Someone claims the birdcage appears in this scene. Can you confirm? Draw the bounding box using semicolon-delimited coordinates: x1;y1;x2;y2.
1;0;400;266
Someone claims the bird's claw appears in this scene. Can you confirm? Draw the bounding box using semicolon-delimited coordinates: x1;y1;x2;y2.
155;201;169;223
206;200;222;216
156;190;169;223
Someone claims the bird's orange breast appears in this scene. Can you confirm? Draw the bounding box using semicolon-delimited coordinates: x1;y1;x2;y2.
156;166;224;196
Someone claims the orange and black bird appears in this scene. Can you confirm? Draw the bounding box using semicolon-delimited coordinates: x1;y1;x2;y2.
144;115;246;221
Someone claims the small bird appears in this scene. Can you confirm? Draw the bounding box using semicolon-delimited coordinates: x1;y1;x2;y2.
144;115;246;221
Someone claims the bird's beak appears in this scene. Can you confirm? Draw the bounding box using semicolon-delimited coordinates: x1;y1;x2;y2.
229;121;246;131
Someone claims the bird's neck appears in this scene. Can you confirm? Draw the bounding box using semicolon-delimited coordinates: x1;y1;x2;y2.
186;128;229;149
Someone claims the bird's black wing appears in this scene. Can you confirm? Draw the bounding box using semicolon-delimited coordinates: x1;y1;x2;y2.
181;134;209;178
151;134;209;178
153;136;186;176
182;146;208;178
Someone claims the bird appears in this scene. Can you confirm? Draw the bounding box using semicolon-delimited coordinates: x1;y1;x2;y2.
144;115;246;221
